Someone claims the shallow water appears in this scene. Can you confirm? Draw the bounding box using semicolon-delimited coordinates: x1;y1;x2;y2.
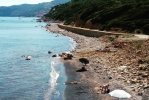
0;17;73;100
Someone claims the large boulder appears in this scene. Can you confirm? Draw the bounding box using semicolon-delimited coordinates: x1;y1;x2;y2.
109;89;131;99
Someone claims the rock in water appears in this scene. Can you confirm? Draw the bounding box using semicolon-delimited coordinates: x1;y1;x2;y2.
109;89;131;99
52;54;57;57
48;51;52;54
25;56;32;60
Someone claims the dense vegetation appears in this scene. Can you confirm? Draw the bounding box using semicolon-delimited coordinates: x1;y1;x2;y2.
45;0;149;34
0;0;69;17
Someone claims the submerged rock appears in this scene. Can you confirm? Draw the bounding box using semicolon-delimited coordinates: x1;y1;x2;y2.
109;89;131;99
48;51;52;54
21;55;26;58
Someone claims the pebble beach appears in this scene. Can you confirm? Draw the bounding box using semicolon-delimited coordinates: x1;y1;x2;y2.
46;22;149;100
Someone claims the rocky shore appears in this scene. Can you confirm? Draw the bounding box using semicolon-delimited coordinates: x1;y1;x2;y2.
46;23;149;100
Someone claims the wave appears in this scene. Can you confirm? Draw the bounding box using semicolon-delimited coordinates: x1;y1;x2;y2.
44;58;60;100
69;37;77;51
44;37;76;100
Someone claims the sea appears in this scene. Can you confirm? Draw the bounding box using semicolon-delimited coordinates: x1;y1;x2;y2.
0;17;74;100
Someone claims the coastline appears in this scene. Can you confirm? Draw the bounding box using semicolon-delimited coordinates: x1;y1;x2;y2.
46;22;148;100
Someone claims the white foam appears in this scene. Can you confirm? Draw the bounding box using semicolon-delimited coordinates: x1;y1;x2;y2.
44;59;60;100
50;61;59;88
68;37;77;51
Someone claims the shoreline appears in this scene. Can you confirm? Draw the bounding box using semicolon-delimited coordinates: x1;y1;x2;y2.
46;22;148;100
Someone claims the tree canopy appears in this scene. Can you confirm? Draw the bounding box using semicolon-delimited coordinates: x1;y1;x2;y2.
45;0;149;34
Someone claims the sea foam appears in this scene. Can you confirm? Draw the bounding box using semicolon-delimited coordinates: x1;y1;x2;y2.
44;58;60;100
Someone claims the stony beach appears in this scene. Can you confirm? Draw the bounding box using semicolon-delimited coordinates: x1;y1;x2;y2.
46;22;149;100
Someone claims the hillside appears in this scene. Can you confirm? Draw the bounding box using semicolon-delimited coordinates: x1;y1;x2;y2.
45;0;149;34
0;0;70;17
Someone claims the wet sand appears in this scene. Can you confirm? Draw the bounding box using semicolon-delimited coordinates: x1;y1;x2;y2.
64;60;100;100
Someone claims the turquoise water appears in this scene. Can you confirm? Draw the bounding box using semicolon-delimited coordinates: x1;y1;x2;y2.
0;17;73;100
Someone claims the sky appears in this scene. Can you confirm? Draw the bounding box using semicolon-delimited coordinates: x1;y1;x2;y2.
0;0;53;6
